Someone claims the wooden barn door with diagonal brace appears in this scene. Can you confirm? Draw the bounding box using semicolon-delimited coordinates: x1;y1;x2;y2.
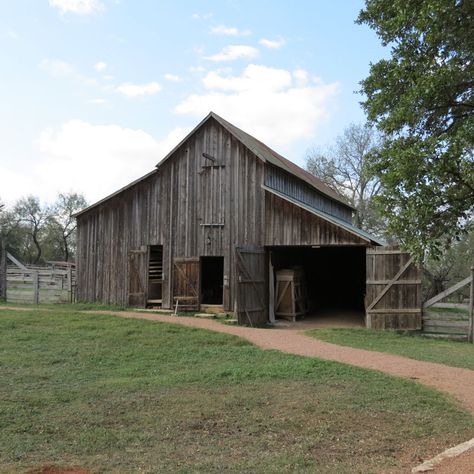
128;246;148;307
366;246;422;330
235;246;266;326
173;257;200;311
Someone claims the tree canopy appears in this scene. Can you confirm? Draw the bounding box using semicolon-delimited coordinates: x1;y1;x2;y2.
0;193;87;264
306;123;385;236
357;0;474;259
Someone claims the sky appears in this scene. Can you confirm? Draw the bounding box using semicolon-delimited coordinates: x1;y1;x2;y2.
0;0;387;206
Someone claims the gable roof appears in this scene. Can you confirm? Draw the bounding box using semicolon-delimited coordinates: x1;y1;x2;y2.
157;112;354;210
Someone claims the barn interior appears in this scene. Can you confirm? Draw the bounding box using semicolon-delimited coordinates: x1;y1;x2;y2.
269;246;366;326
201;256;224;305
147;245;163;306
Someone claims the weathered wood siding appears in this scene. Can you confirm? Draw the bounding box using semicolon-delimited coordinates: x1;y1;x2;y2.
264;192;367;246
264;164;353;223
365;247;422;330
77;117;265;310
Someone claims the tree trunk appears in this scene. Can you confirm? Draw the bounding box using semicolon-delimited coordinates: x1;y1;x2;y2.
32;230;42;264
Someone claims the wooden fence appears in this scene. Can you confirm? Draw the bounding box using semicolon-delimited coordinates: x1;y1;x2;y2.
423;266;474;342
3;252;76;304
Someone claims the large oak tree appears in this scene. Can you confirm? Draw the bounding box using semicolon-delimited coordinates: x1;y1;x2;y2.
357;0;474;259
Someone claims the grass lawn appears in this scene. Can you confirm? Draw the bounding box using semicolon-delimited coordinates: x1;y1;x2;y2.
1;307;473;473
306;327;474;371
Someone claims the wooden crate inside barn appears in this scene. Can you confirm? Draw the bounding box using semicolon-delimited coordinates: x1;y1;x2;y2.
275;269;306;321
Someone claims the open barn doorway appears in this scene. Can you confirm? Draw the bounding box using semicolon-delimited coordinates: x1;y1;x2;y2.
268;246;366;327
200;256;224;305
147;245;163;307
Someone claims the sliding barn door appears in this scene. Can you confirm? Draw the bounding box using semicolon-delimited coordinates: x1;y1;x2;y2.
235;246;266;326
128;246;148;307
366;246;421;330
173;257;200;311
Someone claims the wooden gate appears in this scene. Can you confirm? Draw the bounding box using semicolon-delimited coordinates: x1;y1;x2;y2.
173;257;200;311
128;247;148;307
366;246;421;330
235;246;266;326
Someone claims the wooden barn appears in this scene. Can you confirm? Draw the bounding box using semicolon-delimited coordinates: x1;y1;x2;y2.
75;112;421;329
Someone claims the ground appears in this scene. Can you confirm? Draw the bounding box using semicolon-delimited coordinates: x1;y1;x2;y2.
306;327;474;370
1;305;474;473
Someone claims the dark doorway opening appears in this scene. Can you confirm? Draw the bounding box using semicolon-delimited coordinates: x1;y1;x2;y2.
201;256;224;304
147;245;163;306
269;246;366;323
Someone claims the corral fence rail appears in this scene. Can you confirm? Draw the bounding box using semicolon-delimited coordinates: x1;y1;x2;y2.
2;250;76;304
422;266;474;343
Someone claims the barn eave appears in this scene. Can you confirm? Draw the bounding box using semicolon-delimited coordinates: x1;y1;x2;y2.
262;185;384;246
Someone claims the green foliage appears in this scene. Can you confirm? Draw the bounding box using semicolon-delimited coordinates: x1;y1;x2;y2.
307;327;474;370
1;307;473;472
357;0;474;259
306;123;386;236
0;192;87;264
423;228;474;299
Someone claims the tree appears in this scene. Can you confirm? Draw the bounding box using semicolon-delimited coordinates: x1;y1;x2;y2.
357;0;474;259
48;193;87;262
306;123;384;236
14;196;48;264
423;227;474;300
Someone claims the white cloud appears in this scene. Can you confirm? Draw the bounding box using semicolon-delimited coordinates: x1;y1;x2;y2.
40;59;75;77
49;0;104;15
164;73;182;82
189;66;206;73
293;68;309;86
40;58;97;86
203;64;291;92
259;37;286;49
94;61;107;72
192;12;212;20
175;64;339;147
210;25;251;36
88;98;107;105
4;29;19;40
115;81;162;97
32;120;189;203
204;45;259;62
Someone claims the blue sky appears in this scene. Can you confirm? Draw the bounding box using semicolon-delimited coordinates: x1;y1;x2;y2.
0;0;386;205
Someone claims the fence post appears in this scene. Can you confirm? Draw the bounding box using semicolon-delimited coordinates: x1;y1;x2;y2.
67;266;72;303
0;241;6;300
469;266;474;344
32;270;39;304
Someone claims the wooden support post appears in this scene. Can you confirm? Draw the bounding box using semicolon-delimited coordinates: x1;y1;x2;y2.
67;266;72;303
0;241;6;300
469;266;474;344
268;251;275;324
32;270;39;304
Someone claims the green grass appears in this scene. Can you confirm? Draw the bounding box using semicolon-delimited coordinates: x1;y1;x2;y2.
307;328;474;371
1;308;473;473
426;306;469;316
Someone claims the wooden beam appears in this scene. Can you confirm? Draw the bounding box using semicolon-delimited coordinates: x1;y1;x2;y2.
366;280;421;285
366;256;414;312
423;275;472;309
6;252;27;270
0;241;6;300
269;252;275;324
469;266;474;344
